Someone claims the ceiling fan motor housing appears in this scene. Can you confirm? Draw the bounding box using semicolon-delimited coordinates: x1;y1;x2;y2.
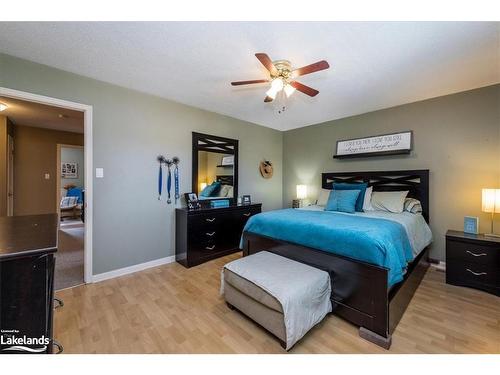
271;60;292;81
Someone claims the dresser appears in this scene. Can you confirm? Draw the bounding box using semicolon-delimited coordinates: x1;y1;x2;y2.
0;214;61;354
176;203;262;267
446;230;499;296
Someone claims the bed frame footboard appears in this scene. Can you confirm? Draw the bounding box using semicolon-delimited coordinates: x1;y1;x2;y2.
242;232;430;349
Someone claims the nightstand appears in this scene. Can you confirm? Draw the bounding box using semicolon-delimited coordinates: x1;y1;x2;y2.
446;230;499;296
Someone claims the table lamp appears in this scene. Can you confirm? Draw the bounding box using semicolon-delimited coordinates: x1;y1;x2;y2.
482;188;500;237
292;185;307;208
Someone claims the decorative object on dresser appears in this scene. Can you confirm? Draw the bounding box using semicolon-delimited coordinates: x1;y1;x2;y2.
259;160;274;179
464;216;479;234
446;230;499;296
481;188;500;237
176;203;262;267
242;195;251;205
184;192;201;210
0;214;62;354
333;131;413;159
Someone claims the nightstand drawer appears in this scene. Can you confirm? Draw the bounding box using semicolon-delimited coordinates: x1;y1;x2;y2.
446;239;499;267
446;260;498;290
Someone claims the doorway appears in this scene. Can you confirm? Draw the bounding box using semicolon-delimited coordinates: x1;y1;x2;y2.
0;87;93;285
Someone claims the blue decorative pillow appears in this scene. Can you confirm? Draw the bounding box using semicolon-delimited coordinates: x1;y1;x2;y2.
333;182;368;212
200;181;222;197
325;189;360;214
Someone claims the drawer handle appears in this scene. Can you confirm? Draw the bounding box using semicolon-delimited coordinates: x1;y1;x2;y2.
243;213;251;217
466;250;487;257
206;232;216;236
466;268;487;276
206;218;216;222
205;245;215;250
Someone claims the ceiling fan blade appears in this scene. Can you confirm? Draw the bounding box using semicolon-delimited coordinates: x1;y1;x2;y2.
293;60;329;77
231;79;269;86
255;53;278;76
290;81;319;97
264;96;274;103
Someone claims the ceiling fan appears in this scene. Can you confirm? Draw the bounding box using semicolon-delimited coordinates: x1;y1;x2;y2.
231;53;330;103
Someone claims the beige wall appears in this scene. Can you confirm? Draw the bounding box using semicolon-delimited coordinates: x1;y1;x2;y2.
283;84;500;261
13;125;83;216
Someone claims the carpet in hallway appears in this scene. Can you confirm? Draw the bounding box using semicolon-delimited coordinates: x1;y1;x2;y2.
55;225;84;290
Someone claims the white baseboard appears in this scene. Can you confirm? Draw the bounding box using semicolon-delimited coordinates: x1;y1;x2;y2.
92;255;176;283
430;261;446;272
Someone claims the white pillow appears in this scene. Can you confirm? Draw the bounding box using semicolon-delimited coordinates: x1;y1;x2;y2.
218;184;231;197
370;191;409;213
404;198;423;214
317;188;331;206
362;186;373;211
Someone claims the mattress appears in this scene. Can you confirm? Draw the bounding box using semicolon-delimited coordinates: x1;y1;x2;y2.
242;207;433;286
300;205;433;257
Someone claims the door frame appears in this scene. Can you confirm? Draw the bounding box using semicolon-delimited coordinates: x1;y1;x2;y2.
0;87;94;283
6;133;14;216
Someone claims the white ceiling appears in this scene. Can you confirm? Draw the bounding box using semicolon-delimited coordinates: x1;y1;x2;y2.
0;96;84;133
0;22;498;131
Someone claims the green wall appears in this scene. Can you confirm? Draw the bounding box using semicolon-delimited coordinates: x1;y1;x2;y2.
283;85;500;261
0;53;283;275
2;51;498;268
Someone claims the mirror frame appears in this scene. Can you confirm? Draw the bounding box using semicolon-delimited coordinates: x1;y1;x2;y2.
192;132;239;204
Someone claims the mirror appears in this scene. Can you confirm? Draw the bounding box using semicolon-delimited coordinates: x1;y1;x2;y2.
192;132;238;204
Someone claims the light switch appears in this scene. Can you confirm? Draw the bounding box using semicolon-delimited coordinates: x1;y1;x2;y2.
95;168;104;178
44;173;50;180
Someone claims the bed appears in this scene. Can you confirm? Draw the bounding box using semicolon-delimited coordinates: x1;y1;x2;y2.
198;175;234;200
241;169;431;348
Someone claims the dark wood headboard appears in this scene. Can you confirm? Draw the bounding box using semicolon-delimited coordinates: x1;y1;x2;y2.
217;175;233;186
322;169;429;222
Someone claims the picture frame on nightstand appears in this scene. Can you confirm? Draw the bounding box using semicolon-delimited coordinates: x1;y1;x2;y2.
463;216;479;234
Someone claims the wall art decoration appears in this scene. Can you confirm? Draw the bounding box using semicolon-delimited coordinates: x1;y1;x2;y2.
334;131;412;159
61;162;78;178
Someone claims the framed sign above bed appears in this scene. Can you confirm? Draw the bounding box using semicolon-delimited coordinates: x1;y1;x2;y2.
333;131;412;159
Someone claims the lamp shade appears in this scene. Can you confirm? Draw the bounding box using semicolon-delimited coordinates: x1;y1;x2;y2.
200;182;208;191
482;188;500;213
296;185;307;200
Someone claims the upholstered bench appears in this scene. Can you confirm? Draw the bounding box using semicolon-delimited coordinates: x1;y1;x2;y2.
221;251;332;350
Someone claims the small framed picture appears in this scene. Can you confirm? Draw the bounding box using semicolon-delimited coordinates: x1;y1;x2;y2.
184;192;201;210
221;155;234;166
464;216;479;234
62;162;78;178
242;195;251;205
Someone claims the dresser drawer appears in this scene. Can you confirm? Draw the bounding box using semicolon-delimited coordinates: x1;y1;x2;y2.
189;212;225;229
446;238;499;267
232;206;260;224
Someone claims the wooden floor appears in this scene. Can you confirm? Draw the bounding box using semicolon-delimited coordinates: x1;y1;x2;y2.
54;253;500;354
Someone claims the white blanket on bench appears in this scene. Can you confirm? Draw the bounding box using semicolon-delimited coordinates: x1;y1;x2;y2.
221;251;332;350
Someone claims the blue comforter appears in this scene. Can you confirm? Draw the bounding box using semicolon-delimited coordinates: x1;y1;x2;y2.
241;209;414;286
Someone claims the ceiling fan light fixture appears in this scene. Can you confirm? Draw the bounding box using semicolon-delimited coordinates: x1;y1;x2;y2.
284;84;296;97
270;78;284;92
266;87;278;100
0;103;7;112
